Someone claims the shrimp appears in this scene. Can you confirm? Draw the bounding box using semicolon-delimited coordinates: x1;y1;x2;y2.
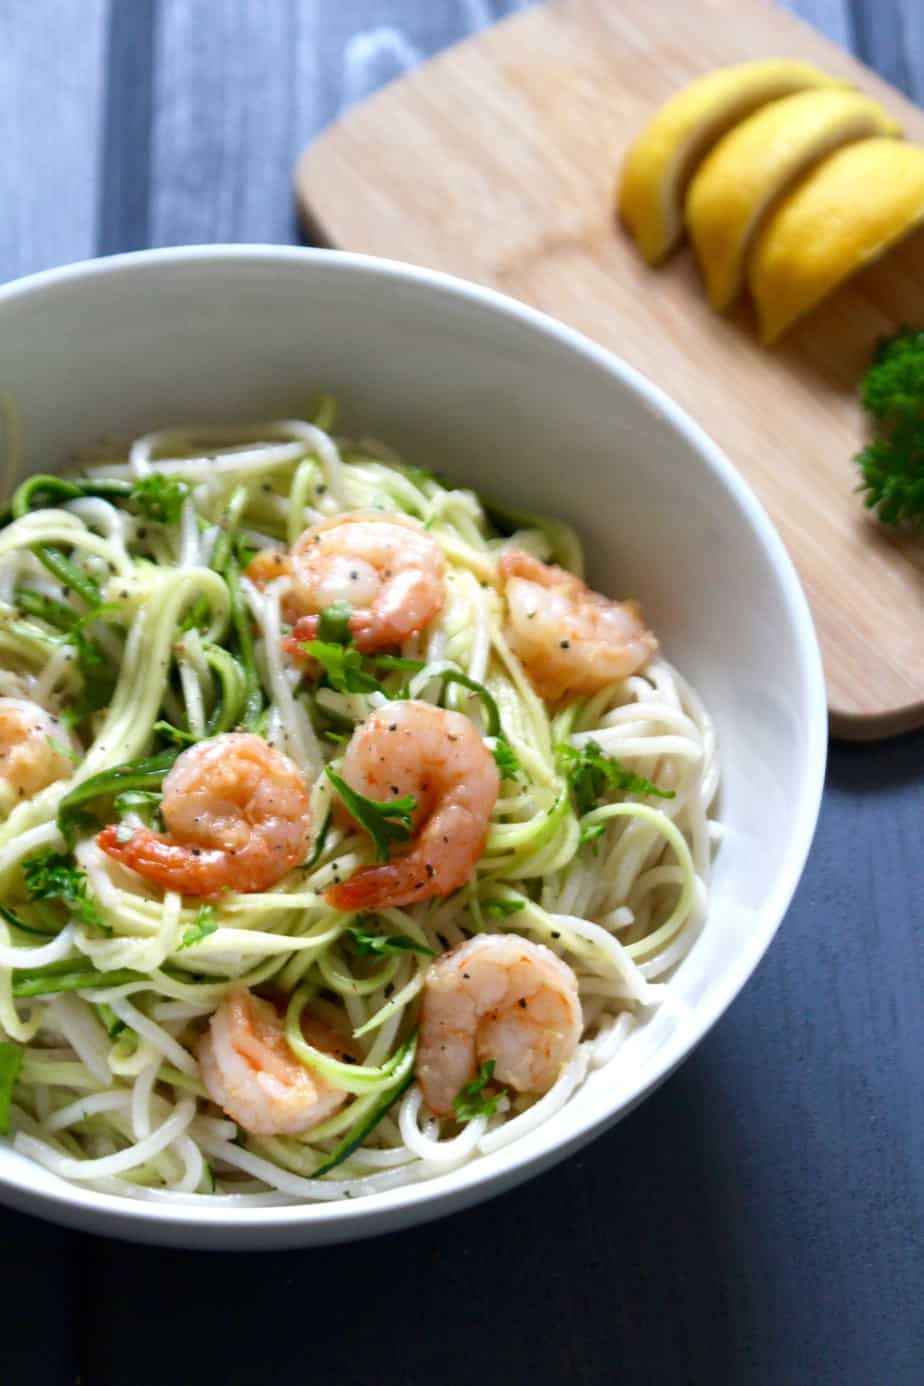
199;988;356;1136
281;513;446;655
416;934;583;1117
97;733;311;898
325;701;499;912
0;697;74;809
244;547;291;591
497;550;657;702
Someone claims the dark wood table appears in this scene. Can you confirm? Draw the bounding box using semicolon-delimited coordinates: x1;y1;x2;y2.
2;3;922;1382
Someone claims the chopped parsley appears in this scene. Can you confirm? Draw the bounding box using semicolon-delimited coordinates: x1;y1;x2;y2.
129;473;190;524
303;640;386;696
325;769;416;862
348;920;434;958
22;851;106;932
454;1060;504;1122
492;736;520;781
556;740;674;815
481;898;525;920
178;905;217;951
578;822;607;853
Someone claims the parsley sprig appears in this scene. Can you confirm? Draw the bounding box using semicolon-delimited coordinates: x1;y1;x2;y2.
557;740;674;815
129;473;190;524
492;737;520;781
325;768;416;862
22;851;106;932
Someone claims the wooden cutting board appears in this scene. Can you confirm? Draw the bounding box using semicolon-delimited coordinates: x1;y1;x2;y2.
296;0;924;741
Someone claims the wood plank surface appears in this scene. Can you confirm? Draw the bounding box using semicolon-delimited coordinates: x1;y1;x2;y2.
1;5;923;1386
297;0;924;740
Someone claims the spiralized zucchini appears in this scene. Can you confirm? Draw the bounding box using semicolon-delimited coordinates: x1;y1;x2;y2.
0;404;719;1204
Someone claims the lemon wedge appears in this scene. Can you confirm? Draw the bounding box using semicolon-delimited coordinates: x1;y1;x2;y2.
618;59;841;264
750;138;924;343
686;89;900;310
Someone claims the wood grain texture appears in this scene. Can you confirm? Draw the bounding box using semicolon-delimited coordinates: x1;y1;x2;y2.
297;0;924;740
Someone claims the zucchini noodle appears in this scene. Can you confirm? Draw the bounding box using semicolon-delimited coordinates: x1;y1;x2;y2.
0;405;719;1204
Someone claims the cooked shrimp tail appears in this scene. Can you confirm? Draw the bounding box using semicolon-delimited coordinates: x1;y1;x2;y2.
97;826;238;898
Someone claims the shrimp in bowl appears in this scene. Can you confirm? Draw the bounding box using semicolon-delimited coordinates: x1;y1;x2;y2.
199;988;357;1136
0;696;75;815
251;512;446;657
498;549;657;702
416;935;583;1117
325;700;499;912
97;733;311;897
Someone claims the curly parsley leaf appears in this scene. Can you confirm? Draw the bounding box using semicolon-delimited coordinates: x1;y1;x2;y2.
325;768;416;862
492;737;520;781
22;852;106;933
0;1043;23;1134
303;641;386;696
348;920;434;958
556;740;674;815
317;601;354;644
178;905;217;951
481;898;525;920
454;1059;504;1122
129;473;190;524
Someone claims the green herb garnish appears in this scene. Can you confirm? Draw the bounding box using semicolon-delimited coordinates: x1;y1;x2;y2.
325;768;416;862
22;851;105;932
854;328;924;526
556;740;674;815
129;473;190;524
454;1059;504;1122
492;737;520;781
178;905;217;951
317;601;353;644
481;898;525;920
578;822;606;853
303;641;385;696
348;920;433;957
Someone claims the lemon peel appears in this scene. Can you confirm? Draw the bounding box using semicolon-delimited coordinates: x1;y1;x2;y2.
618;59;841;264
750;138;924;343
686;89;900;310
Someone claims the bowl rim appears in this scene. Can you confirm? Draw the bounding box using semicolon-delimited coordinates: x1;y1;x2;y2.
0;244;828;1239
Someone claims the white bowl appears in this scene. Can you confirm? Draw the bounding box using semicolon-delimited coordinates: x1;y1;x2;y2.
0;247;826;1247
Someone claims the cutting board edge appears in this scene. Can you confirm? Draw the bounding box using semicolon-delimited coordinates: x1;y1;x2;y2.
294;0;924;744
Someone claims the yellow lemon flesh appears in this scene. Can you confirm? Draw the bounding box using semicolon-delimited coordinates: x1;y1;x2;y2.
618;59;840;264
750;138;924;343
686;89;900;310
